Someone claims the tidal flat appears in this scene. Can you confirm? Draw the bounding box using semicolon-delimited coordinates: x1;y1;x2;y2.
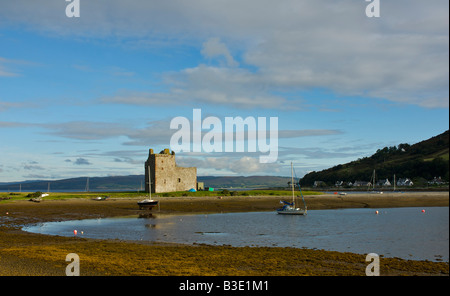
0;192;448;276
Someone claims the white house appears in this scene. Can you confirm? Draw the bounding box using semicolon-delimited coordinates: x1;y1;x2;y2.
377;178;391;187
397;178;413;186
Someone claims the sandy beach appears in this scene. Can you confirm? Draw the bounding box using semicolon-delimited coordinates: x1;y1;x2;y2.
0;192;448;276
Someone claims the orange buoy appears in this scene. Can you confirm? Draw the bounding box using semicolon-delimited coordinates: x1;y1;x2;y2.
375;210;379;214
73;230;78;235
421;209;425;213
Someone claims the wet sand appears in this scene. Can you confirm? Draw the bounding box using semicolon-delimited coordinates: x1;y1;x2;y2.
0;192;448;276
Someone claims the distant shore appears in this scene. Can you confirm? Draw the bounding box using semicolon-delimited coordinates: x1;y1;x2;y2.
0;191;448;276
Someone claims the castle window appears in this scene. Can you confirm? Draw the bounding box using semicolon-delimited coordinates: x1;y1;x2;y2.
178;178;181;183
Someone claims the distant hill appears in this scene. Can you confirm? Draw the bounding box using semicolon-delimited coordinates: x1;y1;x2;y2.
301;130;449;187
0;175;291;192
0;175;146;192
198;176;291;189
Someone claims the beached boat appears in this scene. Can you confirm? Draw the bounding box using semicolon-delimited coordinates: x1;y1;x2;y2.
277;162;307;215
138;165;159;210
137;199;159;210
92;196;109;201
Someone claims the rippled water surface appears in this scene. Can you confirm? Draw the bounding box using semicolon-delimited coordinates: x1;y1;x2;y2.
24;207;449;262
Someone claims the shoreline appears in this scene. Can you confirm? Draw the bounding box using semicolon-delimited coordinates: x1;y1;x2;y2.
1;192;448;276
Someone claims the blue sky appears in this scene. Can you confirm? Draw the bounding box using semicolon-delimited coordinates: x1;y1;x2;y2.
0;0;448;182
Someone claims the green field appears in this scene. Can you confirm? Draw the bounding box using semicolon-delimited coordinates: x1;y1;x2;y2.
0;189;322;202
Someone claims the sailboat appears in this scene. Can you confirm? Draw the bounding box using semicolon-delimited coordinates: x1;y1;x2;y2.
277;162;307;215
369;169;383;194
138;165;159;210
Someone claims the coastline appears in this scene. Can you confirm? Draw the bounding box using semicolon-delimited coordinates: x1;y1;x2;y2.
1;192;448;276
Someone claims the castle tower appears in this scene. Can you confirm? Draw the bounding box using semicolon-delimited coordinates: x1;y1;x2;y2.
144;148;197;193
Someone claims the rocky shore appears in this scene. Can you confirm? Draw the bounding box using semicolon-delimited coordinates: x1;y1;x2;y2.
0;192;448;276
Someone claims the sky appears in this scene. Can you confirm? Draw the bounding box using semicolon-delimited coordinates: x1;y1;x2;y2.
0;0;448;182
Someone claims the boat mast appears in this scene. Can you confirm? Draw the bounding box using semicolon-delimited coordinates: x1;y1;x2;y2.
291;162;294;206
369;169;376;190
393;174;396;191
148;165;152;199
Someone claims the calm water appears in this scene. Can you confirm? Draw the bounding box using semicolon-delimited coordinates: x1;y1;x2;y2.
24;207;449;262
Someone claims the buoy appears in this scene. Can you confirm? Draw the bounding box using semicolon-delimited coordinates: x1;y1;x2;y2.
73;230;78;235
422;209;425;213
375;210;379;214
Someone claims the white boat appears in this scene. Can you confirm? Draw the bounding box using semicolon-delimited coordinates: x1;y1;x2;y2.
137;199;159;210
138;165;159;210
277;162;307;215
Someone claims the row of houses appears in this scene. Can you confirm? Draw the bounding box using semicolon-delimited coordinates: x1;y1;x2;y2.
314;176;447;188
314;178;414;188
337;178;414;187
428;176;446;185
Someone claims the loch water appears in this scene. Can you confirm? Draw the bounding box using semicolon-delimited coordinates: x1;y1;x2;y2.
23;206;449;262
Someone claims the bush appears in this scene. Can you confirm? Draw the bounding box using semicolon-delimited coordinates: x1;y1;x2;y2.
26;191;43;198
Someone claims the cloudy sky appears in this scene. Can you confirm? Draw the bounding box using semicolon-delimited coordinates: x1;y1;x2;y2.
0;0;448;182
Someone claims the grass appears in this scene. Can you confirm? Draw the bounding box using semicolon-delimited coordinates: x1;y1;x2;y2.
0;189;322;202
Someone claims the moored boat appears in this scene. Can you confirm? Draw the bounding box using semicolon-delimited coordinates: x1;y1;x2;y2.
277;162;307;215
137;199;159;210
138;164;159;210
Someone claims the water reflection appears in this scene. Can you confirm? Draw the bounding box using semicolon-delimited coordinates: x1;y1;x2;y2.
23;207;449;262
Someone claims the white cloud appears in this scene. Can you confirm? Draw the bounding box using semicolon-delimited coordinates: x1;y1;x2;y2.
0;121;31;128
2;0;448;108
177;155;281;175
0;57;22;77
201;37;239;67
101;65;289;109
42;121;132;140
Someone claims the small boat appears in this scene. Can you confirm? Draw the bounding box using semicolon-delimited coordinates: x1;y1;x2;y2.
277;162;307;215
277;200;307;215
137;199;159;210
92;196;109;201
138;164;159;210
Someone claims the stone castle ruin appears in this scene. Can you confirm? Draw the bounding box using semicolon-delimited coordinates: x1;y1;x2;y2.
144;148;197;193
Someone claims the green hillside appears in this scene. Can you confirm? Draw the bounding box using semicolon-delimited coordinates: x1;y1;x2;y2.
301;130;449;187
